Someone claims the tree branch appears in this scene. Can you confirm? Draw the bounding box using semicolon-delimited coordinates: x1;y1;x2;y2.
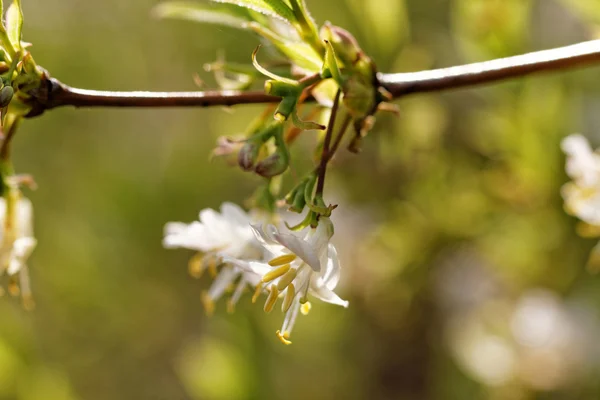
28;39;600;117
380;39;600;96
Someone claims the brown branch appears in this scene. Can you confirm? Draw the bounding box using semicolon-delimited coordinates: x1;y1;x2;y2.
28;39;600;117
379;39;600;96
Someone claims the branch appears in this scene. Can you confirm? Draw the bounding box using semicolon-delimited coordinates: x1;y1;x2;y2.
27;39;600;117
380;39;600;96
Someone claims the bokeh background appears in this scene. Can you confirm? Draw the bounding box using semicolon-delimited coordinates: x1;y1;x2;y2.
1;0;600;399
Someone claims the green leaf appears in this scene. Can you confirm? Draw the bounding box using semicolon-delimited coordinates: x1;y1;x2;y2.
152;2;252;29
6;0;22;51
291;110;325;131
249;22;322;71
323;40;343;85
251;45;297;84
210;0;296;23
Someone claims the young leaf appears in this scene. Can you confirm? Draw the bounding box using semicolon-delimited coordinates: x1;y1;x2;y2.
252;45;297;84
152;2;252;30
209;0;296;23
249;22;322;71
323;40;343;85
5;0;22;51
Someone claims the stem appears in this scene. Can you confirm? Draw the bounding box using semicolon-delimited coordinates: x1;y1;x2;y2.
327;115;352;163
315;90;341;197
380;39;600;96
0;116;20;163
27;39;600;116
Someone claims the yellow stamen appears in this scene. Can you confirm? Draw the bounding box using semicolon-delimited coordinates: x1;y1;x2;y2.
276;330;292;345
268;254;297;266
8;281;19;297
200;291;215;316
226;299;235;314
282;283;295;312
301;301;312;315
188;253;204;279
276;268;297;291
252;282;263;303
22;295;35;311
261;263;291;283
263;284;279;313
207;256;218;278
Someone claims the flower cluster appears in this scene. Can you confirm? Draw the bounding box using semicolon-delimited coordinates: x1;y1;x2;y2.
156;0;367;344
163;202;348;344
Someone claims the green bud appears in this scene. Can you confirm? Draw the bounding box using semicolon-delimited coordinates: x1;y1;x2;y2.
319;22;362;65
254;125;289;177
0;86;14;108
274;96;298;121
343;75;375;119
285;180;308;213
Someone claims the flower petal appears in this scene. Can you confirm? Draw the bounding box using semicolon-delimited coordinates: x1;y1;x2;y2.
309;283;349;307
562;134;600;186
320;244;341;289
220;202;251;227
274;232;321;272
250;224;285;255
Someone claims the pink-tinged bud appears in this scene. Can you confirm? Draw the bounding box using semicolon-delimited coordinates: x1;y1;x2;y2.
238;141;260;171
319;22;362;65
212;136;243;157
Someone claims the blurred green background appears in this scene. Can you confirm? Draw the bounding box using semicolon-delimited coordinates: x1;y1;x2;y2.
1;0;600;399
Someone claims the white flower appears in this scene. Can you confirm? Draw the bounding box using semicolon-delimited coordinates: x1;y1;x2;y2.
163;202;265;314
229;218;348;345
0;193;36;308
561;134;600;225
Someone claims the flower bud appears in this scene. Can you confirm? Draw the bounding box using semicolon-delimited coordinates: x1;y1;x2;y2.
254;126;289;177
319;22;362;65
285;180;308;213
238;140;261;171
254;152;288;178
213;136;243;157
0;86;14;108
343;75;375;119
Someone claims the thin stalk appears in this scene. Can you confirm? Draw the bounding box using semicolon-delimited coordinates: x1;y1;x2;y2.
315;89;341;197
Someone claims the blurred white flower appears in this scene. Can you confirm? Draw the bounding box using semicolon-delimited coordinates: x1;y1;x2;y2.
561;134;600;225
228;218;348;345
0;193;36;308
163;202;265;314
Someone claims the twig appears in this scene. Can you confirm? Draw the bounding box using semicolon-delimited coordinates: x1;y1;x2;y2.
315;90;341;197
380;39;600;96
27;39;600;117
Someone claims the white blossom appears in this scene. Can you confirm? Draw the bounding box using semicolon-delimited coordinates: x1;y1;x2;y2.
561;134;600;225
228;218;348;345
0;193;36;307
163;202;265;314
